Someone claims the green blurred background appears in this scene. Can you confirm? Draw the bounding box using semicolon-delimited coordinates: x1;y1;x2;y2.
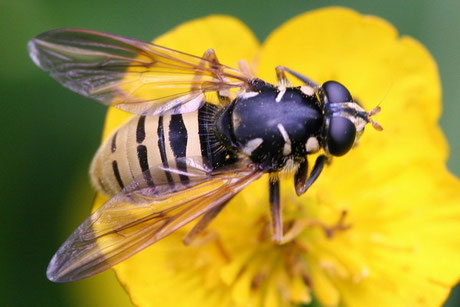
1;0;459;306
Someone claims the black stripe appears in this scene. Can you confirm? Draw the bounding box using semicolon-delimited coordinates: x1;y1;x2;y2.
137;145;154;187
111;132;118;153
157;116;174;186
136;116;146;144
169;114;189;185
112;160;124;189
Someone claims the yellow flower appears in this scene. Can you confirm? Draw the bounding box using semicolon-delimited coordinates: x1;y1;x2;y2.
93;7;460;307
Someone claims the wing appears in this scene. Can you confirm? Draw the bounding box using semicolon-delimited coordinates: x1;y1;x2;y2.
46;159;262;283
28;29;253;115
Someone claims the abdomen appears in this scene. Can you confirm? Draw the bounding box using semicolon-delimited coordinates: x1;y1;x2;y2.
91;109;210;197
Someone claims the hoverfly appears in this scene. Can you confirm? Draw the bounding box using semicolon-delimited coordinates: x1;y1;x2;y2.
28;29;382;283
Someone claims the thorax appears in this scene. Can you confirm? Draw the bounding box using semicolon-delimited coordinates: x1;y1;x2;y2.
216;85;324;171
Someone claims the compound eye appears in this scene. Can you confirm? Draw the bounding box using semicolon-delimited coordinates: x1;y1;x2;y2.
327;116;356;156
322;81;352;103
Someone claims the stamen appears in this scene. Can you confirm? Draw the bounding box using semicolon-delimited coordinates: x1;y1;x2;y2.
250;272;266;290
323;210;351;238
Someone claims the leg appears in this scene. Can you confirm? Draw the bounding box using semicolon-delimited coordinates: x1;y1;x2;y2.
202;48;221;65
192;49;221;89
294;158;308;196
275;65;319;88
275;66;292;87
295;155;328;196
182;199;229;246
269;175;283;243
191;49;216;92
192;48;230;105
238;59;254;79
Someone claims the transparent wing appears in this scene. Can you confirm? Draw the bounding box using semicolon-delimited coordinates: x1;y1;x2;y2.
46;158;262;282
28;29;253;115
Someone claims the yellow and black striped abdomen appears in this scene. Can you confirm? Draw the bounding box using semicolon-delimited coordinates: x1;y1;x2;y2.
90;111;206;197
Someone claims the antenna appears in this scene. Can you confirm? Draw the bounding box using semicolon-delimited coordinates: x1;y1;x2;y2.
367;106;383;131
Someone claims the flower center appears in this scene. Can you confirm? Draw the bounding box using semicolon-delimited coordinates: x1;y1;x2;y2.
210;209;353;305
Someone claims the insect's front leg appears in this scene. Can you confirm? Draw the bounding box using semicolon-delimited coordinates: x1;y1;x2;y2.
269;174;283;243
294;158;309;196
295;155;328;196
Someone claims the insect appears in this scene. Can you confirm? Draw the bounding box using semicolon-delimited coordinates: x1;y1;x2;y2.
28;29;382;283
